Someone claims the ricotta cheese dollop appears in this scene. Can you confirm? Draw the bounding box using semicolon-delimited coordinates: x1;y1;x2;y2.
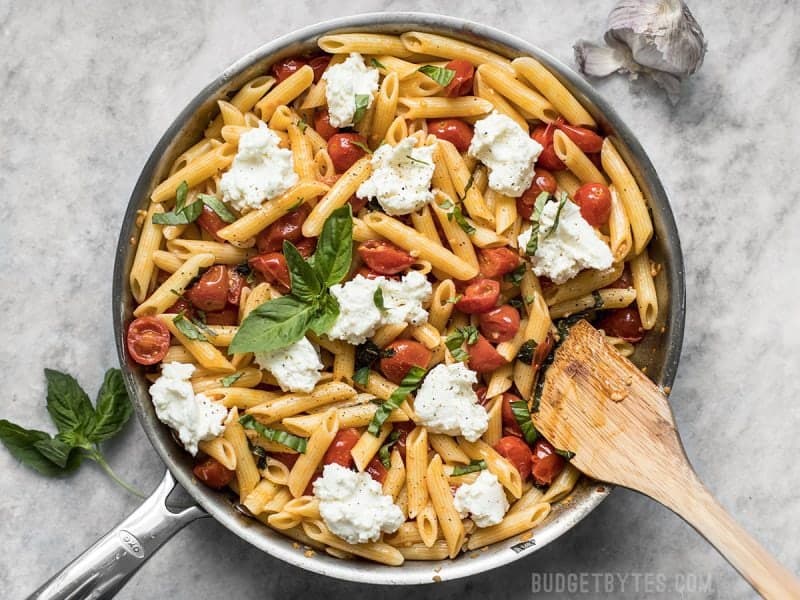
219;121;298;212
413;363;488;442
254;337;323;393
356;137;436;215
519;199;613;285
313;463;404;544
453;470;510;528
467;112;542;198
323;53;380;128
149;362;228;455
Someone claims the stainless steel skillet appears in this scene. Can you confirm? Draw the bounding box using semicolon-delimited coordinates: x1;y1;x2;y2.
28;12;685;599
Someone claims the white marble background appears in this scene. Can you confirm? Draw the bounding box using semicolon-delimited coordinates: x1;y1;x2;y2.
1;1;798;598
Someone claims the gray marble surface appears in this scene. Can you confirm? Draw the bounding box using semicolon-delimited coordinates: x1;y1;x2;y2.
1;1;798;598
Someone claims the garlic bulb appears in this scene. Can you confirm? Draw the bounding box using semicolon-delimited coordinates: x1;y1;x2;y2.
574;0;706;103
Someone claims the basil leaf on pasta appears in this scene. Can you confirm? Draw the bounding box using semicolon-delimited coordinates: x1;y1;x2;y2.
368;366;426;436
370;58;386;69
307;293;340;336
240;415;308;453
509;400;539;445
173;313;208;341
229;296;316;354
284;240;323;302
378;429;401;468
452;459;487;476
220;372;243;387
198;194;236;223
353;94;371;124
418;65;456;87
311;204;353;287
353;367;371;386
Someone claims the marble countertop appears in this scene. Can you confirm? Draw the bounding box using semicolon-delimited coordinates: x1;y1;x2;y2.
1;1;798;598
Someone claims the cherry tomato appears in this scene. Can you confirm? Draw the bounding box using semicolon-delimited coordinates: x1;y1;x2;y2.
356;266;395;280
328;133;368;172
500;392;524;437
294;237;317;258
165;297;194;319
271;57;307;83
308;55;331;82
365;456;388;484
494;436;533;480
479;305;520;343
227;267;244;305
477;247;520;279
427;118;473;152
455;278;500;314
475;385;489;407
573;182;612;227
596;307;644;343
304;472;321;496
517;168;558;220
608;267;633;290
392;421;416;460
271;452;300;469
357;239;415;275
322;428;361;467
530;439;565;486
379;340;432;384
467;335;508;373
127;316;170;365
204;307;238;326
531;123;566;171
193;457;235;489
555;121;604;153
196;204;228;242
314;109;339;141
444;59;474;97
256;204;309;253
185;265;229;312
249;252;290;291
348;194;368;214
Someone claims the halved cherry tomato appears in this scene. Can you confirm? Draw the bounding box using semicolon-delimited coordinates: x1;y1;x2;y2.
328;133;368;172
322;428;361;467
196;204;228;242
555;121;604;153
271;57;307;83
444;59;474;97
227;267;244;305
357;239;415;275
392;421;416;460
596;307;644;343
478;247;520;279
271;452;300;469
455;278;500;314
530;439;565;486
379;340;432;384
531;123;565;171
193;457;235;489
494;435;533;480
427;118;473;152
500;392;524;437
365;456;388;484
185;265;229;312
479;305;520;343
127;316;171;365
204;308;238;326
573;182;612;227
256;204;309;253
517;168;558;220
308;55;331;82
467;335;508;373
249;252;290;291
294;237;317;258
314;109;339;141
475;385;489;407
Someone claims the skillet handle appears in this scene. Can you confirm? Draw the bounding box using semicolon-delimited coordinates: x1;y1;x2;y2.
27;470;206;600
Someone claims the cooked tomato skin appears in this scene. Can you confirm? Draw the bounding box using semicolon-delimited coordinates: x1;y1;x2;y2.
165;297;193;318
127;316;171;366
391;421;416;460
530;439;565;486
227;266;244;305
475;385;489;406
185;265;229;312
271;57;307;82
294;237;317;259
596;307;644;343
379;340;432;384
357;239;415;275
248;252;290;291
308;55;331;82
573;182;612;227
531;124;566;171
366;456;388;484
271;452;300;469
517;168;558;220
467;334;508;373
455;278;500;314
196;204;228;242
444;59;474;96
314;109;339;141
478;247;520;279
322;428;361;467
555;121;604;153
356;266;398;280
256;204;309;253
500;392;524;437
193;457;235;489
479;305;520;343
204;308;238;326
328;133;368;172
427;118;473;152
494;436;533;480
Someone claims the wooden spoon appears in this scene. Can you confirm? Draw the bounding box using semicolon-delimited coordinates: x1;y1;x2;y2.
535;320;800;599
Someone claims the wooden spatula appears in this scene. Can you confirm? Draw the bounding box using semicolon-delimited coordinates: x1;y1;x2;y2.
535;320;800;599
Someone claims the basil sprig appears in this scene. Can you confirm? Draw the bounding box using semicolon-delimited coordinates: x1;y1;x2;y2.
452;459;487;477
418;65;456;87
353;94;371;124
368;366;426;436
0;369;142;496
173;312;209;341
230;206;353;354
153;181;236;225
445;325;479;362
378;429;402;468
509;399;539;445
439;198;476;235
239;415;308;453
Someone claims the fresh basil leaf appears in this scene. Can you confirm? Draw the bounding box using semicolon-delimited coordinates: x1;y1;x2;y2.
353;94;371;124
353;367;370;386
284;240;323;302
199;194;236;223
505;264;526;286
543;193;568;240
555;448;575;460
307;293;340;336
452;459;487;476
509;400;539;445
0;420;63;476
297;118;308;133
174;313;207;342
312;205;353;287
370;58;386;69
368;366;426;435
88;369;132;443
445;294;462;304
516;339;536;365
352;140;372;154
532;192;550;222
439;198;454;211
451;204;476;235
152;200;203;225
33;436;75;469
461;172;475;199
355;340;382;371
378;429;401;468
221;372;244;387
230;295;316;354
418;64;456;87
240;415;308;453
525;222;540;256
460;325;479;345
592;290;604;310
44;369;95;435
175;180;189;211
373;287;385;311
444;327;477;362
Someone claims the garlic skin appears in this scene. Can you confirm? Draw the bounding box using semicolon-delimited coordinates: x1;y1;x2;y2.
574;0;706;103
